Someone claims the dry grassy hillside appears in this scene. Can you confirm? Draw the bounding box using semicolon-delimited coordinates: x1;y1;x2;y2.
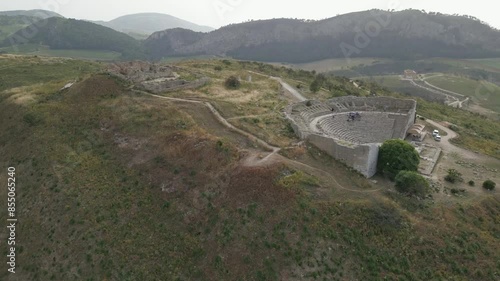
0;56;498;280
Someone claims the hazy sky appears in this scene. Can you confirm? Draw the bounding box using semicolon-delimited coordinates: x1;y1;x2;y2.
1;0;499;29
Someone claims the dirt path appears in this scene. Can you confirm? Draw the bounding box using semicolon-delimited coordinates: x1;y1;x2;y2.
424;118;480;160
271;77;307;102
423;80;465;99
248;71;307;102
421;74;464;97
283;158;383;193
402;75;469;108
139;90;379;193
423;118;499;197
421;75;470;107
146;92;280;154
226;113;276;121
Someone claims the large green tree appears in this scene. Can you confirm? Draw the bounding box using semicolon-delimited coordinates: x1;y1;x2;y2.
377;139;420;180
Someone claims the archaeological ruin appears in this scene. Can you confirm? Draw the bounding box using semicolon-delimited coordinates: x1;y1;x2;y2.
285;96;417;178
108;61;209;93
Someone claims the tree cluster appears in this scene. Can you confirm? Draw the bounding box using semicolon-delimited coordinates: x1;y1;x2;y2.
378;139;429;197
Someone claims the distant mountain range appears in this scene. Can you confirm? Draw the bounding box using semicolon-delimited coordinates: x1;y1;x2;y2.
0;10;213;57
0;9;63;19
0;10;65;42
0;10;213;41
92;13;214;37
2;9;500;63
145;9;500;62
2;17;144;59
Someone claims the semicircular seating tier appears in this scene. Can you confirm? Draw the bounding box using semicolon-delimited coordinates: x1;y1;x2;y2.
287;96;417;145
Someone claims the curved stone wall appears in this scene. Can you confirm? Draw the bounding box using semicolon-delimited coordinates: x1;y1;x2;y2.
285;96;417;177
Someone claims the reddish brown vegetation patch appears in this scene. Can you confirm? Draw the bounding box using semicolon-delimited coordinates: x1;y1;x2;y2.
67;74;124;103
226;165;298;208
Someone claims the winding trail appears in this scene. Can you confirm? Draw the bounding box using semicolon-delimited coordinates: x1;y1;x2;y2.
248;70;307;102
424;118;480;160
146;92;279;154
402;75;469;108
285;159;382;193
423;80;465;99
270;76;307;102
138;89;379;193
226;113;276;121
421;75;470;108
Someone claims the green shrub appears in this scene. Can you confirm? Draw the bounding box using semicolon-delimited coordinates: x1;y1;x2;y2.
468;180;475;186
482;180;496;191
225;76;241;89
214;66;223;71
445;169;464;184
216;140;229;153
23;112;43;126
310;79;321;93
395;171;430;197
449;124;460;132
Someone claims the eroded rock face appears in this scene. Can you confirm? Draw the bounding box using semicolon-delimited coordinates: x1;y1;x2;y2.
108;61;209;93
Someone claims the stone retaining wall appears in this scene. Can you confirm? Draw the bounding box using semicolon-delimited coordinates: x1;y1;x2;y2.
308;134;380;177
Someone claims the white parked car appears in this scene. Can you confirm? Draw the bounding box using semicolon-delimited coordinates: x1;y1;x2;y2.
432;130;439;137
434;135;442;141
